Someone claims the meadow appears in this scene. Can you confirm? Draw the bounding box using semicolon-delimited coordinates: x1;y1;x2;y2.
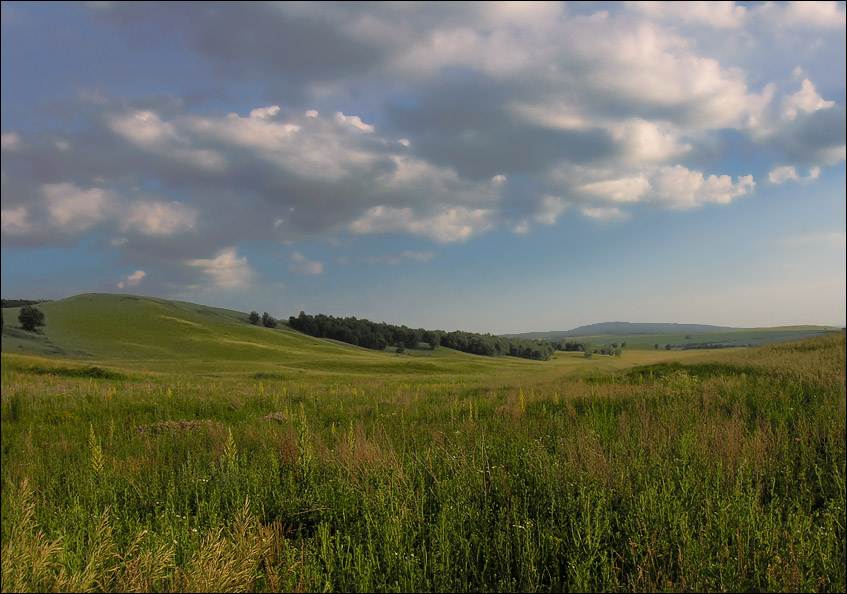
1;295;845;592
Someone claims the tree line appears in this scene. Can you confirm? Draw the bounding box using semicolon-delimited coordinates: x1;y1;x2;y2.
286;311;557;361
1;299;50;308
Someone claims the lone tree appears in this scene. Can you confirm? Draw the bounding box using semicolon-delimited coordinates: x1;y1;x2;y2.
248;311;260;325
19;305;46;332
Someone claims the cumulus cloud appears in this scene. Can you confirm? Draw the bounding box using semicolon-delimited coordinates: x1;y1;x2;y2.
117;269;146;289
782;79;836;120
535;195;569;225
1;131;21;150
757;1;847;29
769;164;825;184
650;165;755;209
121;201;197;235
769;166;800;184
108;110;226;170
628;1;748;28
290;252;324;275
350;205;494;243
582;207;626;220
42;183;116;232
1;206;31;235
579;175;651;204
186;247;253;289
1;1;842;286
1;180;198;241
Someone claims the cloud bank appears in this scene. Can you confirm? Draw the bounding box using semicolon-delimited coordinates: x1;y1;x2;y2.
1;1;844;292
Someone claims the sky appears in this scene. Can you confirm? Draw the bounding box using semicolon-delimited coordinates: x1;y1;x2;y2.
1;1;845;334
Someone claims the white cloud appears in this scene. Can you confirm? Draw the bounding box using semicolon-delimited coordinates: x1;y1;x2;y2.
769;165;825;184
117;269;146;289
579;175;651;203
758;1;847;29
819;145;846;165
187;247;253;289
608;119;691;163
535;195;569;225
650;165;755;208
628;1;748;28
781;79;835;120
290;251;324;275
186;108;388;182
350;205;494;243
249;105;280;119
1;132;21;150
1;206;31;234
769;165;800;184
334;111;374;132
42;183;116;232
109;110;226;169
512;221;531;234
122;201;197;235
581;206;626;220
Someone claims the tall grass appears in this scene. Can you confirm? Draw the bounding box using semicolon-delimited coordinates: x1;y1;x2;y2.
1;334;844;592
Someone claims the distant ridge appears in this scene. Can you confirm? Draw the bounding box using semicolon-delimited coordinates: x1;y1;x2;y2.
503;322;739;340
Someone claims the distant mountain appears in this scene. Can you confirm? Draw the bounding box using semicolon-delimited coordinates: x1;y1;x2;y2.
503;322;739;340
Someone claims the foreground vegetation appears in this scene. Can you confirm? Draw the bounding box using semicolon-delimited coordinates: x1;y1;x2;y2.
1;299;844;592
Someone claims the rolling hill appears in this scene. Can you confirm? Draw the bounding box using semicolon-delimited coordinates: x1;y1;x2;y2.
503;322;738;340
0;293;506;377
503;321;841;349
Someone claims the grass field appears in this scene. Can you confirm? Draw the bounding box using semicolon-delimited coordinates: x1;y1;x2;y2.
573;326;843;350
1;295;845;592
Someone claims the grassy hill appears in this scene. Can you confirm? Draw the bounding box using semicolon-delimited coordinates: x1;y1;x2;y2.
1;294;844;592
0;293;564;379
505;321;841;349
1;293;722;384
504;322;738;339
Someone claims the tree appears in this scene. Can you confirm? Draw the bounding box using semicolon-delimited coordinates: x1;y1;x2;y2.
19;305;45;332
248;311;260;325
262;312;277;328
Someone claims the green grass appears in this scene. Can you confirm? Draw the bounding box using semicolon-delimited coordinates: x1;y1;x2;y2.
573;326;842;350
1;295;844;592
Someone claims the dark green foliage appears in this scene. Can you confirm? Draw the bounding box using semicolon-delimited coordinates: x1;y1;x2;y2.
18;305;45;332
554;340;586;351
1;299;49;308
288;312;555;360
25;365;125;380
248;311;260;325
262;312;278;328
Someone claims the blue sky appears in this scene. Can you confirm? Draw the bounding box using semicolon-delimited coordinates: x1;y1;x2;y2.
2;1;845;334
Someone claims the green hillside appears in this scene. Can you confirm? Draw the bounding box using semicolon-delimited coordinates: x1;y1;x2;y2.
0;293;523;377
506;322;840;350
574;325;843;349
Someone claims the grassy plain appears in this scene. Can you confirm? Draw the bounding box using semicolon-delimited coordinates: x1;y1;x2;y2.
570;326;842;350
1;295;845;592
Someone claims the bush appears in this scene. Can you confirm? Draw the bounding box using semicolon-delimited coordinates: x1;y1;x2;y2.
18;306;45;332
